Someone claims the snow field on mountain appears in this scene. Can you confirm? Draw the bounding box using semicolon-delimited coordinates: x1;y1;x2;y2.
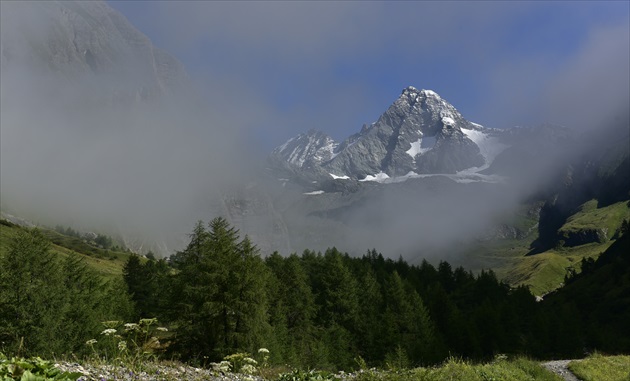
359;170;505;185
359;172;390;182
462;128;509;171
441;116;455;126
406;135;437;158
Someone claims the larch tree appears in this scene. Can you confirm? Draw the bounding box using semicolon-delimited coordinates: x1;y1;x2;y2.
171;217;269;361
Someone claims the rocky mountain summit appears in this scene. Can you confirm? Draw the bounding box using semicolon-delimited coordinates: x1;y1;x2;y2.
270;86;508;183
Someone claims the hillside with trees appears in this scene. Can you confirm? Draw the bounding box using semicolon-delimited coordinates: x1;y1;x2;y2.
2;216;629;373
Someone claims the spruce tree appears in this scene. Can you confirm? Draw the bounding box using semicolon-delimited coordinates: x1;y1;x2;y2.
266;253;316;367
171;217;269;361
318;248;360;369
354;267;384;363
0;229;65;355
59;253;109;354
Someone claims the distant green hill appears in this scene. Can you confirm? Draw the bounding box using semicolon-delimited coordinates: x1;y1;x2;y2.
515;199;628;295
456;198;629;296
558;199;629;246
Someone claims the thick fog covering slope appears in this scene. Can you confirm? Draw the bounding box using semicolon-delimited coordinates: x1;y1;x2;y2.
1;1;628;258
0;1;257;253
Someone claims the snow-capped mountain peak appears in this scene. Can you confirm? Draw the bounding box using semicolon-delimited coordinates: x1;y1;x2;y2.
270;87;510;183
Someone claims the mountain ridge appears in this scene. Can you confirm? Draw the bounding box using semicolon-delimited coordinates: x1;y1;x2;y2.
270;86;509;183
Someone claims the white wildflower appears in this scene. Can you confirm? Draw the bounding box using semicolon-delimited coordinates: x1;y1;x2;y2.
85;339;97;345
243;357;257;365
118;340;127;351
156;327;168;332
219;361;231;372
258;348;269;354
101;320;121;329
101;328;117;336
124;323;139;331
139;318;157;326
241;364;256;375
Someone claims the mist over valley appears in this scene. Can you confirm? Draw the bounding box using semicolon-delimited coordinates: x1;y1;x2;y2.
1;0;628;268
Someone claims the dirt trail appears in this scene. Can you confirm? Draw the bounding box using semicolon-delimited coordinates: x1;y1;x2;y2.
542;360;582;381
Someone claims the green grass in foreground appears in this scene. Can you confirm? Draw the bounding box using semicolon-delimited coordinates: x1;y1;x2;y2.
569;354;630;381
64;358;562;381
350;357;563;381
1;355;564;381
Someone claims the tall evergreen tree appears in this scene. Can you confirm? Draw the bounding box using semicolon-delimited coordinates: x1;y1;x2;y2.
171;218;269;361
59;253;110;353
381;272;435;365
318;248;360;369
266;253;316;366
123;254;147;318
0;229;65;355
123;254;171;320
354;267;385;363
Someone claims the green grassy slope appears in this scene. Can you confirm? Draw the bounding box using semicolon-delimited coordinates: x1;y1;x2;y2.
0;220;132;278
559;199;630;244
458;199;629;296
569;354;630;381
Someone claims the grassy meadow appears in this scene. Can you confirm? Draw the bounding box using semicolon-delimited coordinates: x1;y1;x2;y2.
569;354;630;381
0;220;132;279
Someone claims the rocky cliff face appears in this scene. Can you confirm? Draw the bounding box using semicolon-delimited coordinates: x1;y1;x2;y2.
1;0;192;257
270;87;505;182
1;0;188;101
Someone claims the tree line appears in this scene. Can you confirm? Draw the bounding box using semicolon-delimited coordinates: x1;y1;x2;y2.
0;229;134;356
1;217;628;370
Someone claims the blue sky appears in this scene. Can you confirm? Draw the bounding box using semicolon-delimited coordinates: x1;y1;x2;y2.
107;1;629;148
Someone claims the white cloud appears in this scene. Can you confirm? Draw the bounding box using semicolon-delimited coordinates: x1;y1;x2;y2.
545;22;630;130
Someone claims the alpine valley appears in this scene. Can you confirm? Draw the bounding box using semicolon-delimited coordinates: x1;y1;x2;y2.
1;0;629;299
3;1;630;377
254;86;630;296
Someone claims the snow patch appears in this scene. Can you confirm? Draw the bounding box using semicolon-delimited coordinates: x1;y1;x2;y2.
330;173;350;180
338;168;506;186
317;140;338;162
277;137;294;153
442;116;455;126
284;134;339;168
381;171;506;185
360;172;390;183
303;190;325;195
421;89;440;99
461;128;509;171
406;135;437;158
